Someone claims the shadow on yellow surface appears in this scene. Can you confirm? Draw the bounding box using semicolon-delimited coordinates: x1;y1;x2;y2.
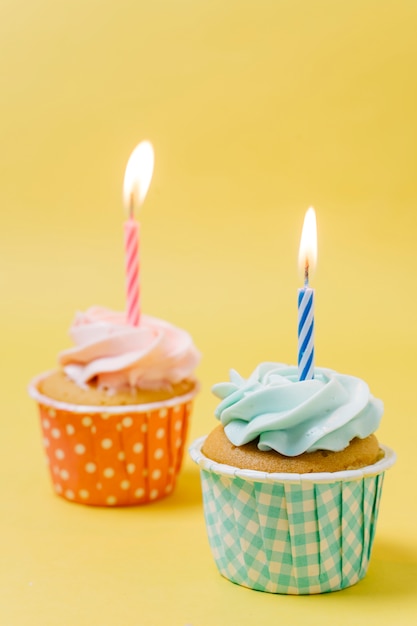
356;540;417;600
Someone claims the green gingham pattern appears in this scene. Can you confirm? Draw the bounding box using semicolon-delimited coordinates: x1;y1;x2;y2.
190;438;395;595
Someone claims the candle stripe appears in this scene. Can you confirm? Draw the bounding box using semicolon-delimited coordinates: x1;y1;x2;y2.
299;345;314;381
124;219;140;326
298;299;314;346
126;236;138;264
126;234;138;254
299;320;313;357
126;268;139;297
298;291;313;330
298;287;314;381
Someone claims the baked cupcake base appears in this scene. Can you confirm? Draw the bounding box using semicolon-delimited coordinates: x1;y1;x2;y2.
39;369;196;406
202;425;383;473
190;435;396;595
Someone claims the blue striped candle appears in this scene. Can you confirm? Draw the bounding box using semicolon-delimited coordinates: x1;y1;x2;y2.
298;286;315;380
297;207;317;381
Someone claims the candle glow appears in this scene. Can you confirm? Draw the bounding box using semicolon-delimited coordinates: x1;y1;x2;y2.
298;207;317;285
123;140;154;215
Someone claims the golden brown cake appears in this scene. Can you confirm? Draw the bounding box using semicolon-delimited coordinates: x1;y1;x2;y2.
202;424;383;473
40;369;196;406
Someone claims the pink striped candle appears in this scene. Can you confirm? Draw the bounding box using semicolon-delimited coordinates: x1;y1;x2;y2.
123;141;154;326
124;217;141;326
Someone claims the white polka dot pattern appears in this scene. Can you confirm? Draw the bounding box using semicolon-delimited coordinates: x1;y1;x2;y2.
36;395;195;506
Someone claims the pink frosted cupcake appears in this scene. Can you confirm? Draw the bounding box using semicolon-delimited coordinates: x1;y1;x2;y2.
29;306;200;506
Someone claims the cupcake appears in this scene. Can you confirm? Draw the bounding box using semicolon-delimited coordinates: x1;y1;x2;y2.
29;306;200;506
190;363;395;594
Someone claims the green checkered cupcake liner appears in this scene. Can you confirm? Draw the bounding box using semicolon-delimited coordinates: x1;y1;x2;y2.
190;436;395;595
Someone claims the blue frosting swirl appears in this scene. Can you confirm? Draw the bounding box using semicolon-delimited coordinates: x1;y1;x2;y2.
212;363;383;456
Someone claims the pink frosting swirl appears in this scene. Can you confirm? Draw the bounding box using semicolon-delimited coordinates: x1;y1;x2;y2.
59;307;200;391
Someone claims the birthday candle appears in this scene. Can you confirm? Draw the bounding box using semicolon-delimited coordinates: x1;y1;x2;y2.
122;141;154;326
297;207;317;381
124;217;141;326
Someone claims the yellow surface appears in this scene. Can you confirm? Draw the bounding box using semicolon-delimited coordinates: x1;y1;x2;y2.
1;1;417;623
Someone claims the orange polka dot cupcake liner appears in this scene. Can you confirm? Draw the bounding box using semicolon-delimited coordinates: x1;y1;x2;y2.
29;374;198;506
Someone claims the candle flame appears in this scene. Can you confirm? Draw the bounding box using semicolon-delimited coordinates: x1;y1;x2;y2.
123;141;154;215
298;207;317;284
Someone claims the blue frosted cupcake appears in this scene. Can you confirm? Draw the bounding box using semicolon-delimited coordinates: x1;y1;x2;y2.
190;363;395;594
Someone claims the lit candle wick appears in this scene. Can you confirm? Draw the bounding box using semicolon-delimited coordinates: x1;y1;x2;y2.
304;259;309;287
129;191;135;219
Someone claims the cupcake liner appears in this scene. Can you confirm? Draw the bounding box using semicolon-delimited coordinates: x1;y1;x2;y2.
190;436;396;595
29;373;198;506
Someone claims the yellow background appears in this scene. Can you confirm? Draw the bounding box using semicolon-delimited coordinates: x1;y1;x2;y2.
1;0;417;623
